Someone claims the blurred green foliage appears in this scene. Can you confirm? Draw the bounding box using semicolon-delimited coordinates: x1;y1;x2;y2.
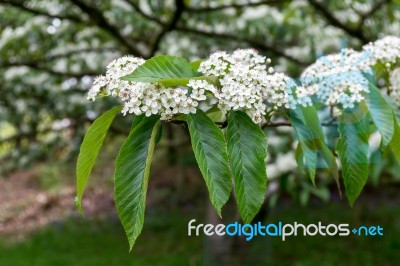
1;0;399;173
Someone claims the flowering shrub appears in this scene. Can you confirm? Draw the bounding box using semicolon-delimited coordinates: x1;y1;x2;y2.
77;36;400;249
88;49;312;124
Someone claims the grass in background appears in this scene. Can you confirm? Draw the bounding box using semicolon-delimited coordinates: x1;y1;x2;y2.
0;198;399;266
0;208;202;266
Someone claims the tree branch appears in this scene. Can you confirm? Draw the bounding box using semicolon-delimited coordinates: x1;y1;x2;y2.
186;0;288;12
170;119;338;129
44;47;121;61
69;0;144;57
0;0;83;22
0;47;121;77
124;0;163;25
175;26;309;66
0;62;100;78
358;0;391;28
308;0;369;44
149;0;185;56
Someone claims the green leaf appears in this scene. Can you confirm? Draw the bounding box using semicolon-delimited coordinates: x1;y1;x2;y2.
366;83;394;148
158;78;191;87
205;105;223;122
389;114;400;163
76;106;121;214
121;55;218;87
226;111;267;223
114;115;160;250
122;55;196;83
190;59;203;71
155;122;163;144
187;110;232;216
131;114;162;143
337;108;370;206
290;106;339;186
157;76;219;88
131;114;144;130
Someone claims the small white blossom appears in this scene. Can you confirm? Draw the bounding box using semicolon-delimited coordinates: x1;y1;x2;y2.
301;48;372;108
87;75;108;100
301;36;400;109
198;49;311;123
363;36;400;67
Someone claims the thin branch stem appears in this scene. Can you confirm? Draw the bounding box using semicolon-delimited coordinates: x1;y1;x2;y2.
170;119;338;129
149;0;185;56
186;0;288;12
358;0;391;29
0;0;83;22
308;0;369;43
125;0;163;25
69;0;144;57
175;26;308;66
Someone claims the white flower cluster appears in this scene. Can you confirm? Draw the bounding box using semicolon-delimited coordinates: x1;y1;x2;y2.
301;36;400;109
198;49;311;123
301;48;371;109
390;68;400;106
88;56;207;120
88;36;400;121
363;36;400;67
87;56;145;101
88;50;312;124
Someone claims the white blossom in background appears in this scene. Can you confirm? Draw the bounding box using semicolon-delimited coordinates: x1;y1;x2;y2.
390;68;400;107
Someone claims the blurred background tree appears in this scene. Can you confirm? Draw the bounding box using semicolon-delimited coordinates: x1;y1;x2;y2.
0;1;400;265
1;0;399;173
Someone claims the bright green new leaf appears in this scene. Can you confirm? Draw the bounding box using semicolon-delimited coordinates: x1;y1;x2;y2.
290;106;339;186
291;108;318;182
227;111;267;223
122;55;196;83
337;109;370;206
190;59;203;72
76;106;121;214
187;110;232;216
114;115;160;250
366;83;394;148
389;114;400;163
158;75;220;88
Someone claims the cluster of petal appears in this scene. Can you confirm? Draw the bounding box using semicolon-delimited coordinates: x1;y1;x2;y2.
87;56;145;100
301;36;400;109
301;48;372;109
88;56;206;120
363;36;400;67
198;49;311;123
